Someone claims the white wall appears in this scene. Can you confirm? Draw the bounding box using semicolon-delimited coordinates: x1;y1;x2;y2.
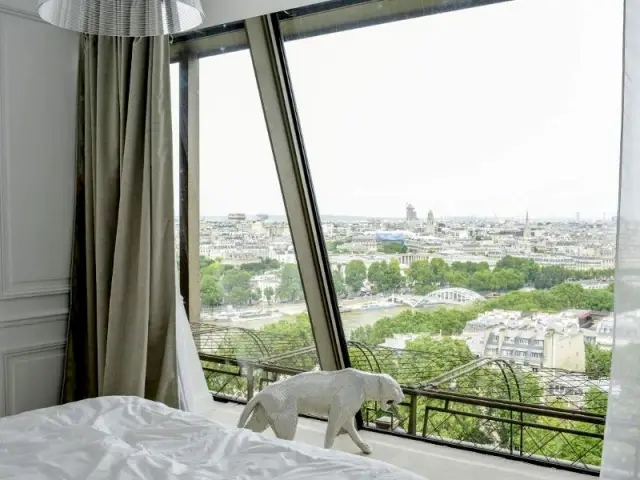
0;6;78;416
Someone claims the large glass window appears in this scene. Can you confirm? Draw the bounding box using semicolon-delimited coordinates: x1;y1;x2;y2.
170;0;622;472
280;0;621;468
171;30;320;403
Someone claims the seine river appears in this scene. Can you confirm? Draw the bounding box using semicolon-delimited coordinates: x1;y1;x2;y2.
205;302;442;339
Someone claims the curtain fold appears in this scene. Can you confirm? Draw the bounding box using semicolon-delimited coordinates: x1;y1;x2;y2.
176;266;215;416
62;34;178;409
601;2;640;478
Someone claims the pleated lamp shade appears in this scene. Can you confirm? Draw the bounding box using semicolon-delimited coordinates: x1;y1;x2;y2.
37;0;205;37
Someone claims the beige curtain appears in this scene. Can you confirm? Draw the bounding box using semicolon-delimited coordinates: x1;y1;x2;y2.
62;34;178;408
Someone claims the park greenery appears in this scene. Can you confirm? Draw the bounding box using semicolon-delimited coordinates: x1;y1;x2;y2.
198;252;612;467
203;306;609;466
391;255;612;296
377;241;408;254
349;282;613;347
585;343;613;380
199;257;304;306
200;253;614;308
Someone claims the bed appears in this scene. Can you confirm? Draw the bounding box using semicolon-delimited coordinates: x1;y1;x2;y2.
0;396;424;479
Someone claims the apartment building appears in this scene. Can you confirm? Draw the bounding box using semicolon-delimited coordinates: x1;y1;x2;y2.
464;310;586;372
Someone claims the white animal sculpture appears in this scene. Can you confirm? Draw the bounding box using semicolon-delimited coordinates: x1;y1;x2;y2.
237;368;404;454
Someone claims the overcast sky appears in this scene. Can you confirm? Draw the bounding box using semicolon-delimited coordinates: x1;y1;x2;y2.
172;0;623;220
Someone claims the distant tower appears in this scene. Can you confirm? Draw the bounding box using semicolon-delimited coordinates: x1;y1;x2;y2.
426;209;435;235
406;204;417;221
523;211;531;238
576;212;581;223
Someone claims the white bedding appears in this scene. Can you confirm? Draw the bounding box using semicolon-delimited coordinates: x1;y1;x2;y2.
0;396;424;479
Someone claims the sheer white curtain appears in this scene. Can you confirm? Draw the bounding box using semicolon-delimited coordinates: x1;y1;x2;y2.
175;268;215;416
601;3;640;478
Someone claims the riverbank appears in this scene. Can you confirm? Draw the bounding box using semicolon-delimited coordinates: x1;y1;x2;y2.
204;298;447;338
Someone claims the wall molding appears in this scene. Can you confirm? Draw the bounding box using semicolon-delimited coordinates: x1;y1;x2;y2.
0;5;44;23
0;293;69;323
0;13;71;299
0;282;71;300
0;312;67;329
2;341;66;416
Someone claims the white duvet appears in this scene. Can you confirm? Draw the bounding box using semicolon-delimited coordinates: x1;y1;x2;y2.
0;396;424;479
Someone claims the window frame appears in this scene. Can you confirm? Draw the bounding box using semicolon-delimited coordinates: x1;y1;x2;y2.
170;17;352;376
170;0;515;433
277;0;510;41
170;22;248;61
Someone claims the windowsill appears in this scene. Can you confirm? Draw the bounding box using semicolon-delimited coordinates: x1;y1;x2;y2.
205;400;590;480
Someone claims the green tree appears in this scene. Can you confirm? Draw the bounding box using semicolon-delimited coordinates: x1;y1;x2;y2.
239;258;281;274
326;240;345;253
386;259;405;292
200;255;215;270
583;289;614;311
368;261;385;287
493;268;525;291
430;258;449;284
350;284;614;346
585;386;609;414
368;259;405;293
201;274;222;305
547;283;586;308
332;268;347;297
495;255;540;284
211;281;614;465
378;241;408;254
252;287;262;304
202;261;233;279
534;266;571;289
221;268;253;305
468;270;495;291
444;269;469;287
451;261;490;276
345;260;367;294
350;308;481;346
585;344;612;379
350;324;375;344
264;286;275;304
262;313;315;369
404;336;474;380
277;263;304;303
406;260;436;295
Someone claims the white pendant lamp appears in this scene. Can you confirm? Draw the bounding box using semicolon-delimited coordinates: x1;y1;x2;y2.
37;0;205;37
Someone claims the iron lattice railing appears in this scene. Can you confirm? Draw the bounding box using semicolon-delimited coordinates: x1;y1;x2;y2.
199;352;605;475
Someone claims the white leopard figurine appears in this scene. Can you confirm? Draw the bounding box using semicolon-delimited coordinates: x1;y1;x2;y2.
237;368;404;454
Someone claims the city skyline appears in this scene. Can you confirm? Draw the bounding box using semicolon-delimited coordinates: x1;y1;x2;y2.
193;210;616;223
171;0;623;220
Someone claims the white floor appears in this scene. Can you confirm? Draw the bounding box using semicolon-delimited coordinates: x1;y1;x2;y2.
206;401;591;480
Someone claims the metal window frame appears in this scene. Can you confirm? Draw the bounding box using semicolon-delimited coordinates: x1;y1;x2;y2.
169;0;520;436
178;56;201;323
170;22;248;62
169;0;509;370
245;15;351;373
171;20;351;373
278;0;511;41
173;26;249;322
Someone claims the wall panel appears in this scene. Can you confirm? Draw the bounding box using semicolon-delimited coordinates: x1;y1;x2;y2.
0;10;77;417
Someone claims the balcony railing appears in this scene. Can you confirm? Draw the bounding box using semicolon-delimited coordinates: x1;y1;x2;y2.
195;324;606;475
